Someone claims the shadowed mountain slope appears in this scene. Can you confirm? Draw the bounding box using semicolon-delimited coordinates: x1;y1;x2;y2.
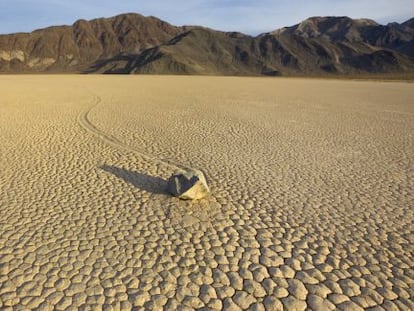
0;13;182;72
1;14;414;75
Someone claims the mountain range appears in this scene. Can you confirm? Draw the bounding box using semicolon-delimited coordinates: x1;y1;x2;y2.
1;13;414;76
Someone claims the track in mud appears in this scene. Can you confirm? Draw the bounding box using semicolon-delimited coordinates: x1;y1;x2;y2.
77;95;188;172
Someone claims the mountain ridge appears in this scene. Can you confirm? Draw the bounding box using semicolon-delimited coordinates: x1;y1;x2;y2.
1;13;414;75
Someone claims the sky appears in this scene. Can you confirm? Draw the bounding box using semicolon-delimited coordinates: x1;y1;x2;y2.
1;0;414;35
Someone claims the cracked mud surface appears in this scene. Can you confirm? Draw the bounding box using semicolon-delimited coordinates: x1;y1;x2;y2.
0;75;413;310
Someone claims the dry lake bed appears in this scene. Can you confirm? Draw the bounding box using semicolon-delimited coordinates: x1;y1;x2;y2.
0;75;413;310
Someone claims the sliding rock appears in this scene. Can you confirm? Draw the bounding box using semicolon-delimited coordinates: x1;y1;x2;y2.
167;169;210;200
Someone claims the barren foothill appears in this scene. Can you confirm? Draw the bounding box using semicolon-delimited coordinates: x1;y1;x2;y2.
0;75;413;310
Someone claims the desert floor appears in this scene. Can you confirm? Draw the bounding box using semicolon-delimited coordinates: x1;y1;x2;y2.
0;76;413;310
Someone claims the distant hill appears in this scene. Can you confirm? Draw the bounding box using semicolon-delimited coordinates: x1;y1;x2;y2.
1;13;414;76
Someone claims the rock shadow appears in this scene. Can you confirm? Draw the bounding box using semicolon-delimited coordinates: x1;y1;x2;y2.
100;165;167;195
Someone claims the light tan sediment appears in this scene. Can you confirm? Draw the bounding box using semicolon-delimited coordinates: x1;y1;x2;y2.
0;75;413;310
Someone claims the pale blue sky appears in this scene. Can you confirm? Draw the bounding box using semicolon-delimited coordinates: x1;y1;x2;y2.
1;0;413;35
